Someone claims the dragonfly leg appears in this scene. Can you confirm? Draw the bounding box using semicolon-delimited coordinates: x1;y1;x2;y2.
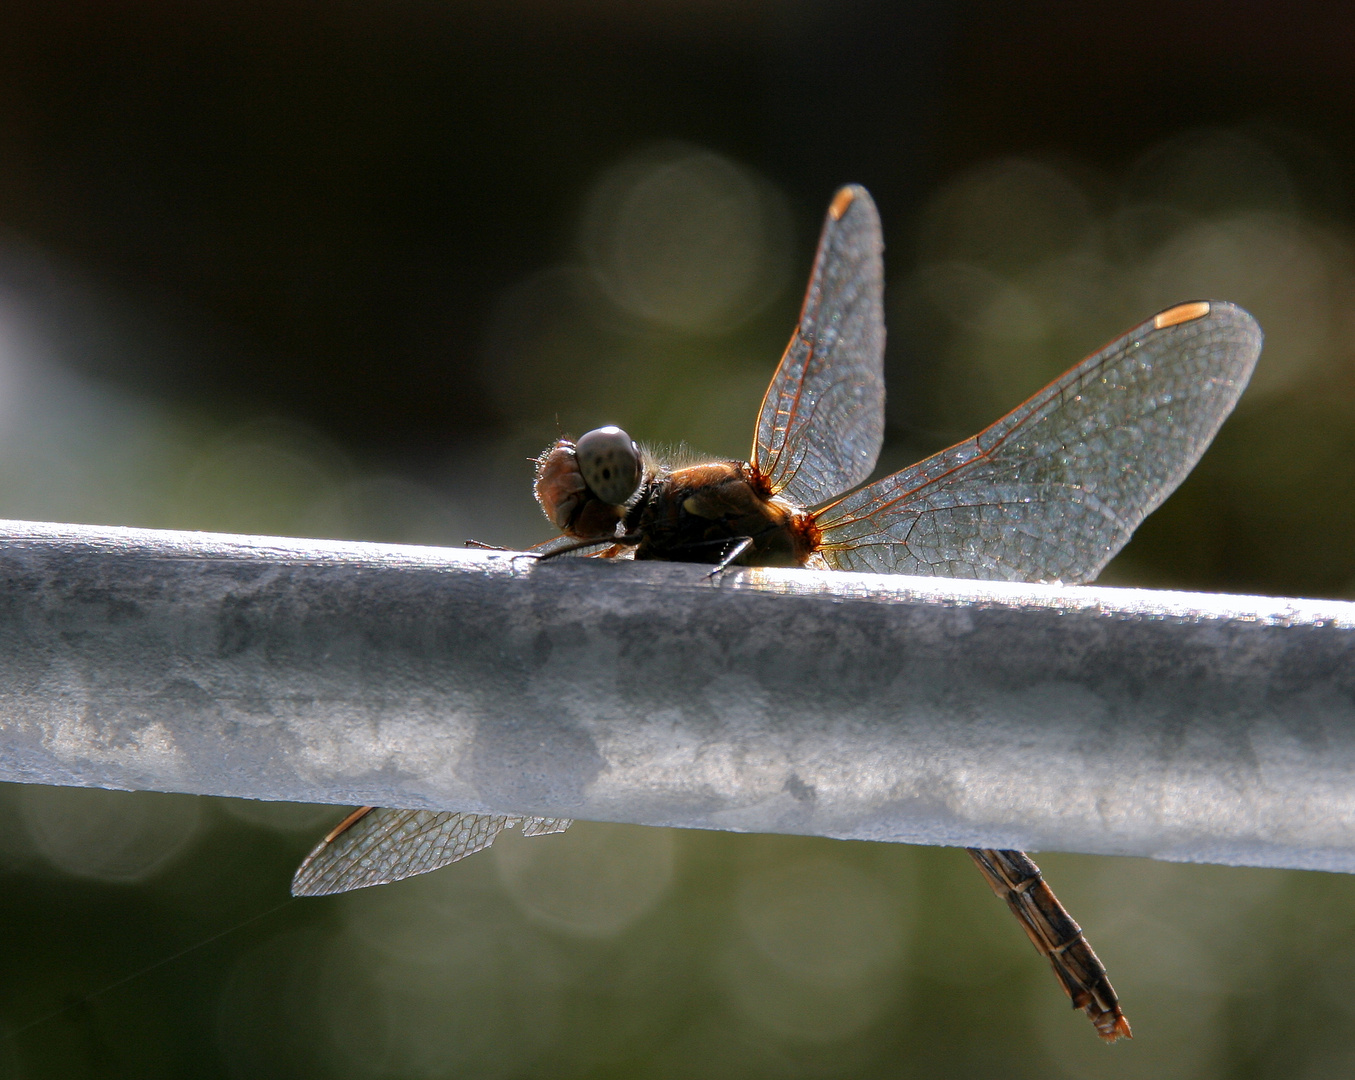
464;540;548;572
967;848;1131;1042
707;536;754;577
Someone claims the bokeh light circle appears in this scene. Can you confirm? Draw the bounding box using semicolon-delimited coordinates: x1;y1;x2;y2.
20;786;203;883
494;821;675;938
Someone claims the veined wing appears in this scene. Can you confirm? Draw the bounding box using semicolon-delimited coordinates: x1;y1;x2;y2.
752;185;885;507
532;535;634;560
291;807;573;896
521;816;573;837
815;301;1262;583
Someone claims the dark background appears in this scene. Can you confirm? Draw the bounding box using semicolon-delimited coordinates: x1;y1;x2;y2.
1;2;1354;1077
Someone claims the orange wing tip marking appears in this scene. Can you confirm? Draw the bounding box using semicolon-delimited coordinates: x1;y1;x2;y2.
829;187;856;221
1154;301;1211;330
323;805;375;844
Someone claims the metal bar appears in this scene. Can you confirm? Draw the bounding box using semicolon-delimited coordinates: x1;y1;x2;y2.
0;519;1352;874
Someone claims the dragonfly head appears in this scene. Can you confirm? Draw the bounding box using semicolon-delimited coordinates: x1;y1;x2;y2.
575;426;643;506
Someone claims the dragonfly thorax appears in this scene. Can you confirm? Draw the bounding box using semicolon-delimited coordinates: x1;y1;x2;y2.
624;460;819;567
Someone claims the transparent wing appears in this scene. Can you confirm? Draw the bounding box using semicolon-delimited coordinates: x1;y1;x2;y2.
752;185;885;507
534;536;635;560
292;808;509;896
292;807;573;896
521;816;573;837
815;301;1262;584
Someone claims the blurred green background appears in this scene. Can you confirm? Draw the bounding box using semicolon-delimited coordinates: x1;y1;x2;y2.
1;2;1354;1077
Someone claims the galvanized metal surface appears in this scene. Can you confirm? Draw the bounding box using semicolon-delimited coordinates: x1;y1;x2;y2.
0;519;1351;873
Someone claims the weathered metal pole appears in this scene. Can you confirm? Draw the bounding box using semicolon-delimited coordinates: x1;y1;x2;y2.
0;519;1351;874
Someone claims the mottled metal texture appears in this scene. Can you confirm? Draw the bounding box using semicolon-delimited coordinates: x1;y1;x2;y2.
0;519;1353;874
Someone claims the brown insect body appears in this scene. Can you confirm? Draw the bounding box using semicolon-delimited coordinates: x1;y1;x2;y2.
537;444;819;568
968;848;1133;1041
630;460;820;567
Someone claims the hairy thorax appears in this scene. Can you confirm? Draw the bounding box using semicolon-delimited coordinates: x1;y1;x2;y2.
631;461;820;567
534;442;819;568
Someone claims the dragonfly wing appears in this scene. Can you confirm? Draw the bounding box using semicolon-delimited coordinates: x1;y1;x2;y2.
521;816;573;837
816;301;1262;584
291;807;513;896
530;534;631;559
753;185;885;507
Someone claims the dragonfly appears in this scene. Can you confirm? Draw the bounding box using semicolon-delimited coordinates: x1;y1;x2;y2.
293;184;1262;1043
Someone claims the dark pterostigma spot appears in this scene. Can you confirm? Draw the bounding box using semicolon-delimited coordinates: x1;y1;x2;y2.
783;773;816;803
470;712;604;811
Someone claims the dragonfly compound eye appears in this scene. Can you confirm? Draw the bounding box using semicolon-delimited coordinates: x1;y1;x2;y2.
574;426;642;505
